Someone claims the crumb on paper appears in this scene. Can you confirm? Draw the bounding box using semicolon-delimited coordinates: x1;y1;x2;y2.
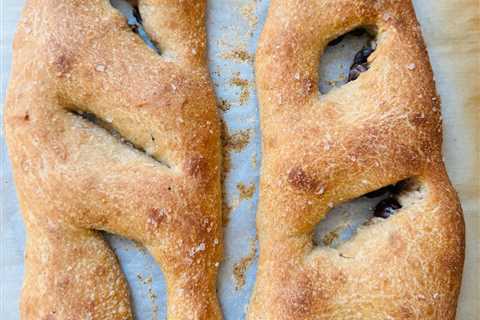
148;286;158;319
223;128;252;153
132;240;147;253
136;274;153;285
233;240;257;290
144;276;153;285
218;98;232;112
136;273;158;319
224;196;241;225
240;2;258;29
230;72;251;105
221;49;253;64
251;154;257;168
322;229;341;246
236;182;256;201
213;64;222;78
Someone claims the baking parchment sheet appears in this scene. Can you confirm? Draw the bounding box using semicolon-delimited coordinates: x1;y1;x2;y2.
1;0;478;319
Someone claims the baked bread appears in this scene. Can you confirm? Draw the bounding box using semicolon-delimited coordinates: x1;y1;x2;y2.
250;0;465;319
4;0;222;319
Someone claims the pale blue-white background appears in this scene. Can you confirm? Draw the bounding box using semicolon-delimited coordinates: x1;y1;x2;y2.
1;0;478;319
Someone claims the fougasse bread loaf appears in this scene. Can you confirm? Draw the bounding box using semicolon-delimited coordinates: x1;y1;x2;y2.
4;0;222;319
250;0;465;319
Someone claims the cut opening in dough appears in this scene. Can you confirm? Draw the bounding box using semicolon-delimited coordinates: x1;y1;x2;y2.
110;0;161;54
318;27;377;94
66;109;171;168
313;178;425;248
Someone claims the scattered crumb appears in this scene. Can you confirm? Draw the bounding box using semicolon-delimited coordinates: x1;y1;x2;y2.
230;73;251;105
233;240;257;290
321;227;342;246
237;182;256;201
224;129;252;153
218;99;232;112
144;276;153;285
136;274;158;319
148;286;158;319
240;2;258;29
213;64;221;78
136;274;153;286
221;49;253;63
132;240;147;253
251;154;257;168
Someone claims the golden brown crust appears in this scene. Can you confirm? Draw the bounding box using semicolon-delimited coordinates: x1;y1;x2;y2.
4;0;222;319
250;0;465;319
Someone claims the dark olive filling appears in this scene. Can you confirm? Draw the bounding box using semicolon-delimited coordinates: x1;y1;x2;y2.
314;180;419;248
132;6;142;23
348;46;375;82
367;183;403;219
128;6;142;34
373;197;402;219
